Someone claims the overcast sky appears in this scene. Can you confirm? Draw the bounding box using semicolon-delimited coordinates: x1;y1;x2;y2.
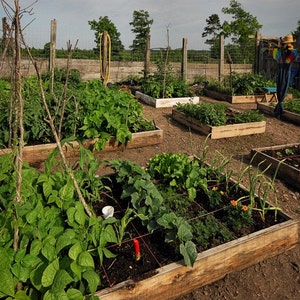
1;0;300;50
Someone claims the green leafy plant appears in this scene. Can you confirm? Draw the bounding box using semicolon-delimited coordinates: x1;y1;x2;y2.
147;153;208;200
79;80;155;151
0;76;155;150
109;158;198;267
176;102;265;126
141;58;191;98
205;72;276;96
191;215;234;249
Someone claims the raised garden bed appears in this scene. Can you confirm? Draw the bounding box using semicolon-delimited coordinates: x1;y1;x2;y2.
172;109;266;139
96;215;297;299
257;102;300;125
1;152;298;298
0;126;163;164
204;90;292;104
135;91;199;108
250;143;300;190
94;155;298;299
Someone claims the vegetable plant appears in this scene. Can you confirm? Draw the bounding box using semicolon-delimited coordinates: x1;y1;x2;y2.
0;75;155;151
176;102;265;126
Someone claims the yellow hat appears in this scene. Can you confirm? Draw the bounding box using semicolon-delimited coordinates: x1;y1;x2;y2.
282;34;296;44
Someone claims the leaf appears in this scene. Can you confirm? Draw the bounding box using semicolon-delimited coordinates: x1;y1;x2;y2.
52;269;73;292
78;251;94;268
179;241;198;267
42;243;56;262
102;224;117;244
0;248;15;296
11;263;30;282
30;239;43;256
177;223;193;242
59;180;75;201
66;288;84;300
70;261;82;280
74;202;87;226
68;242;82;261
43;181;53;199
56;229;76;253
13;290;31;300
82;270;100;294
43;290;69;300
41;258;59;287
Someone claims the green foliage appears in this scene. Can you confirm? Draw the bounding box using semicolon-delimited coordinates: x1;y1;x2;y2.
109;158;197;267
222;0;262;63
230;72;275;95
206;72;276;96
41;68;82;88
80;80;155;151
141;59;191;98
284;100;300;114
88;16;125;60
176;102;264;126
205;78;232;95
191;215;234;249
176;102;228;126
0;151;117;298
0;76;154;150
231;109;265;123
226;200;253;231
147;153;208;200
129;10;153;53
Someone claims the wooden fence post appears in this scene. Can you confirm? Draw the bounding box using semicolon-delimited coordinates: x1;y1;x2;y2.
181;38;188;81
49;19;56;92
218;35;224;81
144;34;150;78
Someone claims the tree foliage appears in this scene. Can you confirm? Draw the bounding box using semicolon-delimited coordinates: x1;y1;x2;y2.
202;0;262;63
88;16;125;60
222;0;262;45
202;14;222;59
129;10;153;53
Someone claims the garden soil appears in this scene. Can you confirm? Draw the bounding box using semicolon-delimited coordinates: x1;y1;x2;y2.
97;96;300;300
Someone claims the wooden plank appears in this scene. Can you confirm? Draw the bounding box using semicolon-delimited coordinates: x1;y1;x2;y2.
136;91;199;108
0;127;163;164
95;218;298;300
172;109;266;139
251;143;300;189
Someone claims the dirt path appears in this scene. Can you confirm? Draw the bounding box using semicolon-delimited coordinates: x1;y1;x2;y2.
97;97;300;300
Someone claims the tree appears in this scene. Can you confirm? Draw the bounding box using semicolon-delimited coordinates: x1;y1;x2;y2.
88;16;125;60
202;14;222;59
129;10;153;54
221;0;262;62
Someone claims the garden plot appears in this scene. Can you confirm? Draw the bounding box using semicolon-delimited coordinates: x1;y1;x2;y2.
172;102;266;139
95;154;298;299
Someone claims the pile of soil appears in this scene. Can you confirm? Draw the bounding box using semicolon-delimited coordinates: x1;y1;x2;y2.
96;96;300;299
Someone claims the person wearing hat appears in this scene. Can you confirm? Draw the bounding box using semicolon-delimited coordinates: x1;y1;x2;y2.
272;34;299;116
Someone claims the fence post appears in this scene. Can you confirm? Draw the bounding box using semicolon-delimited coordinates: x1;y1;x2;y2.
49;19;56;92
254;31;261;74
181;38;188;81
144;34;150;78
218;35;224;81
